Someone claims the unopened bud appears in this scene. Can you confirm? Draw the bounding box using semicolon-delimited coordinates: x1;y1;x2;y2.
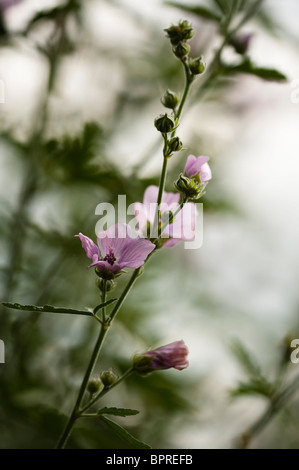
87;376;102;395
97;278;116;292
229;33;252;55
154;113;175;133
161;89;179;109
189;56;206;75
100;368;118;388
164;20;194;45
173;42;190;59
168;137;183;154
174;174;201;199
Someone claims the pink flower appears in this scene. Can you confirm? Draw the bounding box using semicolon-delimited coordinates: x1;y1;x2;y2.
0;0;22;12
134;185;197;247
76;223;155;275
184;155;212;182
133;341;189;374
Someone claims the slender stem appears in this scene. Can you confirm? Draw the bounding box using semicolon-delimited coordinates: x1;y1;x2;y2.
175;62;191;126
154;197;187;245
239;373;299;448
101;280;107;323
56;322;109;449
153;154;168;238
56;283;110;448
109;269;141;322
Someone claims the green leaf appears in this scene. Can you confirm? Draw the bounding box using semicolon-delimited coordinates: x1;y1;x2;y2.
1;301;115;317
166;2;221;21
231;339;262;379
99;415;151;449
93;298;117;314
97;407;140;417
231;378;275;398
224;58;287;82
212;0;229;14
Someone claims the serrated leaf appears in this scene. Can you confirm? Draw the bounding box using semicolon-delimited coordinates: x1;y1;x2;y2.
99;415;151;449
224;58;287;82
93;298;117;314
1;302;112;317
97;407;140;417
166;2;221;21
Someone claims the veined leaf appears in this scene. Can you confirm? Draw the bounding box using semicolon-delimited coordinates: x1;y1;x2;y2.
166;2;221;22
1;301;115;317
97;407;140;417
99;415;151;449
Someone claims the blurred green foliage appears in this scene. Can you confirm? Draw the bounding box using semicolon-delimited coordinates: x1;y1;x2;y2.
0;0;297;449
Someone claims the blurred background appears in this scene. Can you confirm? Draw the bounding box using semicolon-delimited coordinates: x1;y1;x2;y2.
0;0;299;449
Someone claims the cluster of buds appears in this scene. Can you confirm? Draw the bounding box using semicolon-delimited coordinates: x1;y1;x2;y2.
164;20;206;81
87;368;118;396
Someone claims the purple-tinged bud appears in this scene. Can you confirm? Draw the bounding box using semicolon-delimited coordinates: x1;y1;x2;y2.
133;341;189;375
229;33;253;55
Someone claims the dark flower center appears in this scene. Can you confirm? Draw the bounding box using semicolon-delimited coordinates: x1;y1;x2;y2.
103;248;116;265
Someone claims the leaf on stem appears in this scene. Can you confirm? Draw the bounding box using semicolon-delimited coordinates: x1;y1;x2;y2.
93;298;117;314
166;1;221;22
99;415;151;449
2;302;94;317
224;58;287;82
230;378;275;398
97;407;140;417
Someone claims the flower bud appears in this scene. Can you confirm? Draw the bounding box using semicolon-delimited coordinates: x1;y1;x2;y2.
97;278;116;292
173;42;190;59
87;376;102;395
229;33;252;55
189;56;206;75
168;136;183;154
164;20;194;45
161;89;179;109
174;174;202;199
154;113;175;133
133;341;189;375
100;368;118;388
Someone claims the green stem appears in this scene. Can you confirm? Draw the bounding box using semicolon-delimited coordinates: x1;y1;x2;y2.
175;62;191;125
56;322;109;449
56;287;108;449
239;373;299;448
109;269;141;322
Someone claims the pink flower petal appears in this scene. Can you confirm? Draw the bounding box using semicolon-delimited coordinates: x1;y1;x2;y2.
75;233;99;266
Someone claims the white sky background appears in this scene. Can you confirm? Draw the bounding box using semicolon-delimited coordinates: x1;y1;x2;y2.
1;0;299;448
